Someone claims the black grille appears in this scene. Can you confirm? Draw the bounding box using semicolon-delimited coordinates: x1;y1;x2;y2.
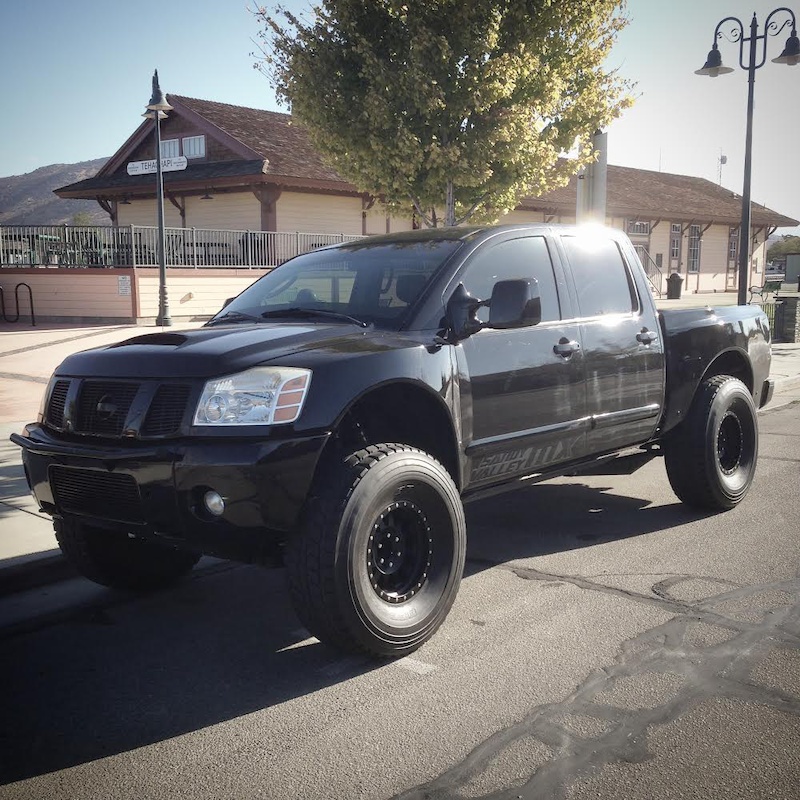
141;384;191;436
50;466;143;523
46;380;70;428
76;381;139;436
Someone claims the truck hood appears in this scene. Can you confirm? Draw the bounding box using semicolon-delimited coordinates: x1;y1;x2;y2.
55;322;385;379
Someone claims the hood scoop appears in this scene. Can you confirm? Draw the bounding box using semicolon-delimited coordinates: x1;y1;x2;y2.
112;333;189;348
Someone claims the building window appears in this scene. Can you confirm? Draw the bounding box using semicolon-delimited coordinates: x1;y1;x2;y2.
627;220;650;235
670;223;681;260
161;139;179;159
182;135;206;159
729;228;738;261
688;224;701;273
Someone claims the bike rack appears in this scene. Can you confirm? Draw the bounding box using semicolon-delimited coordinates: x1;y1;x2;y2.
0;282;36;326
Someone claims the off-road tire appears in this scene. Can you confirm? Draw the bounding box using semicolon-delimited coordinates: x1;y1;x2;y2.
55;518;200;590
663;375;758;510
286;443;466;658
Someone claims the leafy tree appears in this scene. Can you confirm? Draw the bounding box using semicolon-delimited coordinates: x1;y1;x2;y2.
767;235;800;261
254;0;633;226
71;211;94;226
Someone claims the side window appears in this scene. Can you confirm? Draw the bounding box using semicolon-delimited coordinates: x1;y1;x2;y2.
562;236;637;317
460;237;561;322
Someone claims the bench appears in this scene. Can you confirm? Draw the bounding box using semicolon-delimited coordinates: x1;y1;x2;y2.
748;279;782;304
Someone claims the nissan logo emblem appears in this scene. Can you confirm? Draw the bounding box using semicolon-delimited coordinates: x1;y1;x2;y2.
96;395;118;422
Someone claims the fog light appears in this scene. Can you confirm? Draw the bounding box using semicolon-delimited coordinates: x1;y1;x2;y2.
203;490;225;517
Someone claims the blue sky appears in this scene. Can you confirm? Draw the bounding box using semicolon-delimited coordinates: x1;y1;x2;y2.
1;0;798;232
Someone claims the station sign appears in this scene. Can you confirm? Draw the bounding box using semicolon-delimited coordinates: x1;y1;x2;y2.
127;156;188;176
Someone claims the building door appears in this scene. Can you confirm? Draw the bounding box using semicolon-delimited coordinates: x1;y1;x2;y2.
727;227;739;290
669;223;682;273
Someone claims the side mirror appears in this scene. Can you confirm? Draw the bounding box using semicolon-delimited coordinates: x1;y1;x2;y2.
222;297;235;309
487;279;542;329
444;283;484;341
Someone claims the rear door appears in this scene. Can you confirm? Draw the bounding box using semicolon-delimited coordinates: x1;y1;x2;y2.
453;233;588;489
557;233;664;454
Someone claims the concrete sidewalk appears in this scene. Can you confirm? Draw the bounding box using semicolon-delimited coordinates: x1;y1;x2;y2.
0;320;205;593
2;302;800;595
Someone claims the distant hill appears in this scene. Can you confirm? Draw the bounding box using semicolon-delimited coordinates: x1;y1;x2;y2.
0;159;110;225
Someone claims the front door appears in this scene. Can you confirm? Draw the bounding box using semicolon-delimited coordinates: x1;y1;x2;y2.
453;234;587;490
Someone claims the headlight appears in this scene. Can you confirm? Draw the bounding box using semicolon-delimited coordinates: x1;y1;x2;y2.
38;376;56;423
194;367;312;426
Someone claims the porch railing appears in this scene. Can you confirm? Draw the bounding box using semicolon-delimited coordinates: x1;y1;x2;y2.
0;225;364;269
634;245;663;298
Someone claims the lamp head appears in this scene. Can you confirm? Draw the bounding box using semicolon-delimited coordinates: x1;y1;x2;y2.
146;70;173;112
695;44;735;77
772;31;800;65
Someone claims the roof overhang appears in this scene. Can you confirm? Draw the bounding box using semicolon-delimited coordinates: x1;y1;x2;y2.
55;168;362;201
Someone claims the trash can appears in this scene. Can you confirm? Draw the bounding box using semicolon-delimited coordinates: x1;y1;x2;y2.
666;272;683;299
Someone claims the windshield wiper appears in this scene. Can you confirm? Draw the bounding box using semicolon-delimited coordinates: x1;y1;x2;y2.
206;310;263;326
261;307;368;328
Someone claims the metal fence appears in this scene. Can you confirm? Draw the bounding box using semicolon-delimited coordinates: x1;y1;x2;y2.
0;225;364;269
761;300;780;339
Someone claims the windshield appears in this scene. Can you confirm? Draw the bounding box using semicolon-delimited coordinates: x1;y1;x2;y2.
212;239;462;330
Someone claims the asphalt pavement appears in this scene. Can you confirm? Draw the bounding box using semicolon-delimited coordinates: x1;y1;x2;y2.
1;293;800;596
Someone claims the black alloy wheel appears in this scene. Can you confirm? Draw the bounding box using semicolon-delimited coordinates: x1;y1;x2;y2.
664;375;758;510
286;443;466;658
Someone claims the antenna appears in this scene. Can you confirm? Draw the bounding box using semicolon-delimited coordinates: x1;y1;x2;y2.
718;153;727;185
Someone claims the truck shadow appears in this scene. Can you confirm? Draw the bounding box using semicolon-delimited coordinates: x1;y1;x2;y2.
463;475;712;574
0;474;713;786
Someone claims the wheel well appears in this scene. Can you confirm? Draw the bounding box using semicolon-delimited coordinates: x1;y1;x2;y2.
700;350;753;394
326;383;461;488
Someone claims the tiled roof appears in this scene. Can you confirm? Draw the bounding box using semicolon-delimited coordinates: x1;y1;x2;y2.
525;164;797;227
170;95;346;183
56;94;798;227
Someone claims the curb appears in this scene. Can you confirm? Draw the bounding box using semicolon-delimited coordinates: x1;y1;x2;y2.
0;552;77;598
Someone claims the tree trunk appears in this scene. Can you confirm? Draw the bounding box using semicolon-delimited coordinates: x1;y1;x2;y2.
445;180;456;227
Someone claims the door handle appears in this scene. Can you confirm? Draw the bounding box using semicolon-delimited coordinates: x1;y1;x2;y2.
636;328;658;345
554;338;581;357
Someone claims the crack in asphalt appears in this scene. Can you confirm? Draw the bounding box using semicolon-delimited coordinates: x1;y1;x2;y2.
394;567;800;800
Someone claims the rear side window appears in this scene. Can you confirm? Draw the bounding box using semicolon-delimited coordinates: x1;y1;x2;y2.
460;236;561;322
562;235;637;317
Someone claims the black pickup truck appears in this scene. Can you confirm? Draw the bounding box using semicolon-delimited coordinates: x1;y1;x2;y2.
12;224;774;657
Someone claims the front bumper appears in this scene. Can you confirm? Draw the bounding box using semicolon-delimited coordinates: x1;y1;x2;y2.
11;424;330;563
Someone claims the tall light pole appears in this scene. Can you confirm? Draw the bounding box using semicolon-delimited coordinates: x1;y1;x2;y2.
695;8;799;305
143;70;173;326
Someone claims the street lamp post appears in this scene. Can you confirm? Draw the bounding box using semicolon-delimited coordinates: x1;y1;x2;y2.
143;70;174;326
695;8;799;305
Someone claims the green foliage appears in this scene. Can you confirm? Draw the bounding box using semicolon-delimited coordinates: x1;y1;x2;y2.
767;235;800;261
71;211;94;226
254;0;633;226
